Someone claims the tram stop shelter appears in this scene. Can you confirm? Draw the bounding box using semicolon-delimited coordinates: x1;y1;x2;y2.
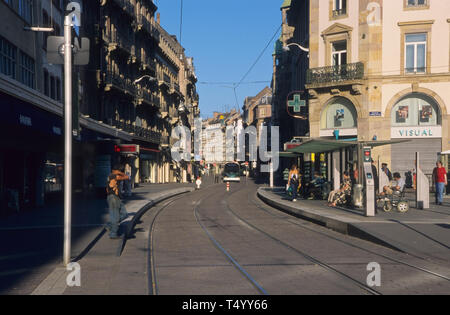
284;138;410;192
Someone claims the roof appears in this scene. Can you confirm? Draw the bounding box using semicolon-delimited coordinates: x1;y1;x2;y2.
287;138;411;154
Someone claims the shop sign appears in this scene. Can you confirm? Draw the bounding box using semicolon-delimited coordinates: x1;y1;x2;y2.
391;126;442;139
114;144;139;154
286;91;307;119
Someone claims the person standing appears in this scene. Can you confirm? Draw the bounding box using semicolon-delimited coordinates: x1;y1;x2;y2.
371;159;379;213
433;161;447;205
105;164;130;239
288;164;300;202
381;163;393;181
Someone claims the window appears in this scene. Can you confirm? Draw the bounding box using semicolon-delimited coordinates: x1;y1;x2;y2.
0;36;17;79
19;51;35;88
321;97;357;130
405;33;426;73
391;94;440;127
332;41;347;66
407;0;427;7
19;0;33;25
44;69;49;96
50;76;55;99
333;0;347;17
56;78;61;101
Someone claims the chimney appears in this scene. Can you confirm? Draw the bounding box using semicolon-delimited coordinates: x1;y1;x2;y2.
157;13;160;24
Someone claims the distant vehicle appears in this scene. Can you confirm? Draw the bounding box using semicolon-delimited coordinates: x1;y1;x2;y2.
223;162;241;182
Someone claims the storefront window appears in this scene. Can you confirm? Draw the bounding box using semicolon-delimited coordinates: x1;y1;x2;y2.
321;97;357;129
391;94;440;127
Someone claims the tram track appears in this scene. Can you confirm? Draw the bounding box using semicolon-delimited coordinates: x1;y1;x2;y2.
243;184;450;282
222;185;382;295
148;180;450;295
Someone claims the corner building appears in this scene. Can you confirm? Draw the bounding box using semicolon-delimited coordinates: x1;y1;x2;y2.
304;0;450;176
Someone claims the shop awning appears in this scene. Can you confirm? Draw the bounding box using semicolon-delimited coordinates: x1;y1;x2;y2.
287;138;411;154
440;150;450;155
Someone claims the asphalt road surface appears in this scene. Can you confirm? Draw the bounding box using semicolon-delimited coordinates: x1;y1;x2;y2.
147;180;450;295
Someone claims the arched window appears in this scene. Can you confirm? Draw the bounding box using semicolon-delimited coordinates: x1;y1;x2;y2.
391;93;440;127
321;97;357;129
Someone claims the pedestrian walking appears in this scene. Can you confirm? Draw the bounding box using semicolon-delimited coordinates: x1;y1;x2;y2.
433;161;447;205
105;164;130;239
288;164;300;202
124;162;132;197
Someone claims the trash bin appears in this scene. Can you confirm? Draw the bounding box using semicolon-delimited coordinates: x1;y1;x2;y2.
352;184;364;208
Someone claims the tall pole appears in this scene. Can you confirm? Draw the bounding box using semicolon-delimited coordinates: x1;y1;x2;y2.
63;14;73;266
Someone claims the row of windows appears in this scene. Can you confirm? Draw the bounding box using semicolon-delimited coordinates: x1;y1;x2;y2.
331;0;428;18
330;33;428;74
0;36;35;89
321;94;440;130
2;0;33;24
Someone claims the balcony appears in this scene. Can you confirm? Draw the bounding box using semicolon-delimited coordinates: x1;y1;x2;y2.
111;119;161;144
136;15;160;41
306;62;364;87
104;31;133;55
111;0;135;18
104;71;136;96
137;89;160;108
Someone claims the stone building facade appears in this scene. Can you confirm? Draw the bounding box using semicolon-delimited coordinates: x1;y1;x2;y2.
278;0;450;178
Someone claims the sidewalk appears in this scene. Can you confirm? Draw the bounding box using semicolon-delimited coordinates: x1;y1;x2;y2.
0;182;194;295
258;187;450;263
31;183;195;295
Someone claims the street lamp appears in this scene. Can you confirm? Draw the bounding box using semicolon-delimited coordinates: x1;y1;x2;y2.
283;42;309;53
133;75;157;84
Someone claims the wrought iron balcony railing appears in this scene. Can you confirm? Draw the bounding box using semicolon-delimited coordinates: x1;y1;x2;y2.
306;62;364;85
111;0;135;18
104;71;136;95
111;119;161;143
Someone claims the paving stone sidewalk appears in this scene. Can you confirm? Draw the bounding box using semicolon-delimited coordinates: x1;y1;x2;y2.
258;187;450;263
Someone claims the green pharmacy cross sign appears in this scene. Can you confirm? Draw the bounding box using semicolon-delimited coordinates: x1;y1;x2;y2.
287;92;307;119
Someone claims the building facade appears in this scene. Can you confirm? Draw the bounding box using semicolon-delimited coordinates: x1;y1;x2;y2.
278;0;450;179
0;0;199;216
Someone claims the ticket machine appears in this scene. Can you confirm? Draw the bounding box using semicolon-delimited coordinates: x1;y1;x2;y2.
362;146;375;217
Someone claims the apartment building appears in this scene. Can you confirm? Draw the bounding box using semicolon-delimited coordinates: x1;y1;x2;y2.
277;0;450;178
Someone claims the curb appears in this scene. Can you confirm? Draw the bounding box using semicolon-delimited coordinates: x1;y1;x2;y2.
117;187;195;256
257;188;404;253
31;187;195;295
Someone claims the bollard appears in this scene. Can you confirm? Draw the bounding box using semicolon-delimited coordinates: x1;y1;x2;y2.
226;182;230;192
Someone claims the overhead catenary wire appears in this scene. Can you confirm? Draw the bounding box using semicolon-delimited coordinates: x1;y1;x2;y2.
234;23;282;90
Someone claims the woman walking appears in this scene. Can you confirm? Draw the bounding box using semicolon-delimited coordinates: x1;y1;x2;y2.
288;164;300;202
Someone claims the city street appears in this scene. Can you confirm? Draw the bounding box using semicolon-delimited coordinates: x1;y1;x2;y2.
144;180;450;295
1;0;450;298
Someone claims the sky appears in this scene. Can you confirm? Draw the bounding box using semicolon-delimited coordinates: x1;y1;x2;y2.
154;0;283;119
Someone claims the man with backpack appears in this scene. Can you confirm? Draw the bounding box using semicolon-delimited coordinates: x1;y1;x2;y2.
105;164;130;239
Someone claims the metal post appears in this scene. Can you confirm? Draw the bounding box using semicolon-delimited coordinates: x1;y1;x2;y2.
269;160;274;188
63;15;73;266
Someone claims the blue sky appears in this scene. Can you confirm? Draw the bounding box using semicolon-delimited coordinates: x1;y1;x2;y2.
154;0;283;119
